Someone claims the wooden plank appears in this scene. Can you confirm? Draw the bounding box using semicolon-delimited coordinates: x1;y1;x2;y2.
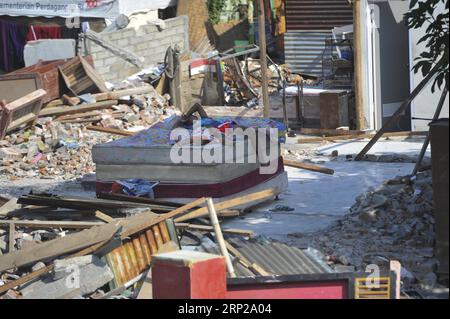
95;210;115;223
175;223;254;236
86;126;136;136
298;131;428;144
174;189;277;223
0;220;104;229
206;198;236;277
300;128;366;136
0;199;205;280
39;100;118;117
0;220;120;273
283;159;335;175
8;223;15;253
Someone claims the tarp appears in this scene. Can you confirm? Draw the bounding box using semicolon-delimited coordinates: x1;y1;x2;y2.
0;0;177;19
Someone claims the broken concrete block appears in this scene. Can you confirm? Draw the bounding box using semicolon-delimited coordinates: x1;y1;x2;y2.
53;255;96;280
0;147;23;161
21;256;113;299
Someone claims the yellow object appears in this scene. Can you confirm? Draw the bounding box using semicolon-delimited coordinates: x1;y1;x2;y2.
355;277;391;299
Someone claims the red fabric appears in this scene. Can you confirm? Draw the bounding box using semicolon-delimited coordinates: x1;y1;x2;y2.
96;157;285;199
26;26;62;42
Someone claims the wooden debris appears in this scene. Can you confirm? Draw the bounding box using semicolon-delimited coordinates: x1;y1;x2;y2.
300;128;366;136
0;89;47;139
62;94;81;106
39;100;119;117
298;131;427;144
8;223;15;253
59;56;108;96
175;223;254;237
0;220;104;230
225;241;269;276
94;210;115;223
86;125;136;136
283;159;335;175
174;189;277;223
206;198;236;277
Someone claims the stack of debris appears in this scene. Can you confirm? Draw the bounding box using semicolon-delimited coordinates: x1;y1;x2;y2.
0;56;177;182
0;188;280;299
289;169;441;292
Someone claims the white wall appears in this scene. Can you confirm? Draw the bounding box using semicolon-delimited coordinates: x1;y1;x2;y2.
119;0;178;16
409;0;449;131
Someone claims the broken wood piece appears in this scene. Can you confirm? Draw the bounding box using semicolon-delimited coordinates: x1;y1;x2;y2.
300;128;366;136
206;198;236;278
86;125;136;136
9;223;15;253
298;131;427;144
62;94;81;106
174;189;277;223
0;220;105;230
59;56;109;96
283;159;335;175
39;100;118;117
224;241;269;276
94;210;115;223
175;223;254;237
0;220;121;273
92;86;156;102
0;89;47;139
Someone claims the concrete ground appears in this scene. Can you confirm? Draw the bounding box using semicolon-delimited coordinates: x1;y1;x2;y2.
223;136;429;241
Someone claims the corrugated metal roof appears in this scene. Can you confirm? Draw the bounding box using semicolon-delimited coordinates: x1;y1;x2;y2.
285;0;353;31
284;30;332;77
199;238;333;277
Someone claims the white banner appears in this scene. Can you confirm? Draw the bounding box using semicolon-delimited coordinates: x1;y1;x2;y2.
0;0;120;19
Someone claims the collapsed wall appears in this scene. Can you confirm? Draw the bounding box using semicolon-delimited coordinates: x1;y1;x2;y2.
84;16;189;83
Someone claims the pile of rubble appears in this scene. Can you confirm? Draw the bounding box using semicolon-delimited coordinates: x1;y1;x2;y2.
289;169;440;291
0;59;177;182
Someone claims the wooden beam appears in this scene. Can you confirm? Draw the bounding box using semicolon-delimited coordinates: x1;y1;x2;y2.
283;159;335;175
354;63;439;161
258;0;271;118
206;198;236;277
0;220;121;273
175;223;254;236
0;220;105;229
300;128;367;136
94;211;115;223
174;189;277;223
8;223;15;253
39;100;118;117
298;131;428;144
353;0;365;130
86;126;137;136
